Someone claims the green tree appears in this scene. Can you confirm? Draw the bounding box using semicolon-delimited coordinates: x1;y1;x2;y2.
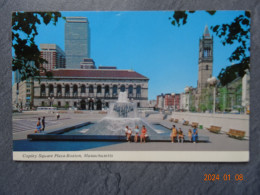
170;11;250;86
12;12;63;81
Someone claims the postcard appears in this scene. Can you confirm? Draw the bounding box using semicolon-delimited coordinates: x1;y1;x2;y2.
12;10;250;161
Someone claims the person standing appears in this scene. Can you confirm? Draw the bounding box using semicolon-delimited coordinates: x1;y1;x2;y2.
56;113;60;120
36;117;42;133
41;116;45;131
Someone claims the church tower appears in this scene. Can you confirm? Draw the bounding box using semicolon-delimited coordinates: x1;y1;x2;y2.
197;25;213;96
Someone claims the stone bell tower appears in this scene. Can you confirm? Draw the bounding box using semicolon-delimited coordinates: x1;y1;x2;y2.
197;25;213;96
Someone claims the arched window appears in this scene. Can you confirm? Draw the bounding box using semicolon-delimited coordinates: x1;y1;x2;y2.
120;85;125;92
49;84;54;96
89;85;94;93
128;85;133;97
81;85;86;93
73;85;78;96
105;85;109;96
113;85;117;96
40;84;46;96
97;85;102;93
128;85;133;94
57;85;62;96
136;85;141;97
65;84;70;97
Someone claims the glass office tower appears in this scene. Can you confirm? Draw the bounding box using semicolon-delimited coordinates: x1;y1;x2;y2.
65;17;90;69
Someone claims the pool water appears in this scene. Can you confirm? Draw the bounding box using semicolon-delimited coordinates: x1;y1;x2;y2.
62;123;95;135
152;124;171;135
13;140;122;151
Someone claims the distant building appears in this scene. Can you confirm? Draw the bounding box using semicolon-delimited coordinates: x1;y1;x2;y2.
40;44;66;71
98;66;117;70
180;92;188;111
147;100;157;108
80;58;96;69
12;78;34;110
156;93;180;110
65;17;90;69
31;69;149;110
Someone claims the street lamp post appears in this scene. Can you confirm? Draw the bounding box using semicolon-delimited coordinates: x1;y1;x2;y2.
207;77;218;114
184;87;191;112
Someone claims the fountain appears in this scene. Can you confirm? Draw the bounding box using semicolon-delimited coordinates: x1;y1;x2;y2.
83;92;143;135
27;91;210;142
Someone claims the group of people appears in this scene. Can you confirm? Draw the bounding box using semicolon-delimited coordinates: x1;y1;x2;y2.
35;113;61;133
125;125;148;143
171;125;198;143
35;116;45;133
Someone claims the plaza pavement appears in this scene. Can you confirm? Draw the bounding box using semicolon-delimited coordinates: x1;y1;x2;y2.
12;111;249;151
12;110;104;140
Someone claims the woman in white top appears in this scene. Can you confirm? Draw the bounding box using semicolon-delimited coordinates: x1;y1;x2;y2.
127;127;132;142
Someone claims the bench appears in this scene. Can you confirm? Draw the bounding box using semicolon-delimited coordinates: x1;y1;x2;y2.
183;121;189;126
74;111;83;114
58;111;67;114
174;119;179;123
191;122;199;128
98;111;107;114
227;129;245;140
207;126;221;134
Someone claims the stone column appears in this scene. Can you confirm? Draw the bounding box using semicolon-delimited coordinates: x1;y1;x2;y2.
78;85;80;97
102;86;105;97
70;85;73;97
46;84;49;97
61;85;65;97
94;101;97;110
54;84;57;97
133;86;136;98
94;85;97;97
109;85;113;98
117;85;120;96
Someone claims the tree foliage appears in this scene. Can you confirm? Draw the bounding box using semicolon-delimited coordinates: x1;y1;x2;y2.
170;11;250;86
12;12;63;81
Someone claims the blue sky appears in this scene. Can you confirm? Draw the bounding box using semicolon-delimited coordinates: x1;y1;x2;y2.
24;11;249;100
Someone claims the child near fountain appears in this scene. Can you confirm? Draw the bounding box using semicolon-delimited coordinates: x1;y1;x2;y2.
134;125;139;143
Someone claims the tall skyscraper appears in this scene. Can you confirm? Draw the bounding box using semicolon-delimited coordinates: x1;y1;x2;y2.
197;25;213;95
65;17;90;69
40;44;66;71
